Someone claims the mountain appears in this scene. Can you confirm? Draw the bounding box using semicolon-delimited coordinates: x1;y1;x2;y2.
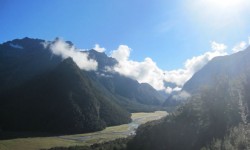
0;37;62;92
127;47;250;150
0;58;131;134
96;73;165;112
0;37;165;136
0;37;164;110
95;73;164;105
183;46;250;94
87;49;118;71
85;49;165;109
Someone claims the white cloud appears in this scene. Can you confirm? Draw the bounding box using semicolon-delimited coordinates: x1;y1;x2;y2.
211;41;227;52
172;90;191;101
232;41;247;53
43;39;98;71
163;42;227;90
111;45;131;61
110;41;228;93
165;87;174;94
93;44;106;52
111;45;165;90
165;86;182;94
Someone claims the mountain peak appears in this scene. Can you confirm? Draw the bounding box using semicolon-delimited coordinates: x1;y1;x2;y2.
87;49;118;71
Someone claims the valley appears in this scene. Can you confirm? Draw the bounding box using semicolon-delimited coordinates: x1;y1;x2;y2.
0;111;167;150
2;0;250;149
1;37;250;150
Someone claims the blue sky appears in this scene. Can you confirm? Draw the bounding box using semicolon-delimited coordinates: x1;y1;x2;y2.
1;0;250;69
1;0;250;92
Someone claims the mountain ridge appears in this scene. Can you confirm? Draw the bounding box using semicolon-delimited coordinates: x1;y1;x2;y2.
0;58;131;134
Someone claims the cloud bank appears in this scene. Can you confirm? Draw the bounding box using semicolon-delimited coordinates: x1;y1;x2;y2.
110;41;228;93
44;37;250;94
43;39;98;71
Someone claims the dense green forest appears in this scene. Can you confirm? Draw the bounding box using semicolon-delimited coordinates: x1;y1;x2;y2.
0;58;131;134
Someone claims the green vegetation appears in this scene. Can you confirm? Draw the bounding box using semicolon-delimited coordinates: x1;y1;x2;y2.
0;58;131;135
45;138;130;150
0;137;86;150
127;47;250;150
202;124;250;150
127;82;243;150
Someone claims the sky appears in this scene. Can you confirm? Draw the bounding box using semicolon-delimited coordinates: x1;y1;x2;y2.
1;0;250;93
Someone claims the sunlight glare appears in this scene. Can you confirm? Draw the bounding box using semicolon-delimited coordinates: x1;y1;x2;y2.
204;0;244;11
185;0;250;29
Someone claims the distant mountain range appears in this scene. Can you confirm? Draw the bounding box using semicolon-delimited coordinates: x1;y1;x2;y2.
128;46;250;150
0;37;165;136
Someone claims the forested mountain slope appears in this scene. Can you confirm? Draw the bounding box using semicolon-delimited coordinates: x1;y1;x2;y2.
127;47;250;150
